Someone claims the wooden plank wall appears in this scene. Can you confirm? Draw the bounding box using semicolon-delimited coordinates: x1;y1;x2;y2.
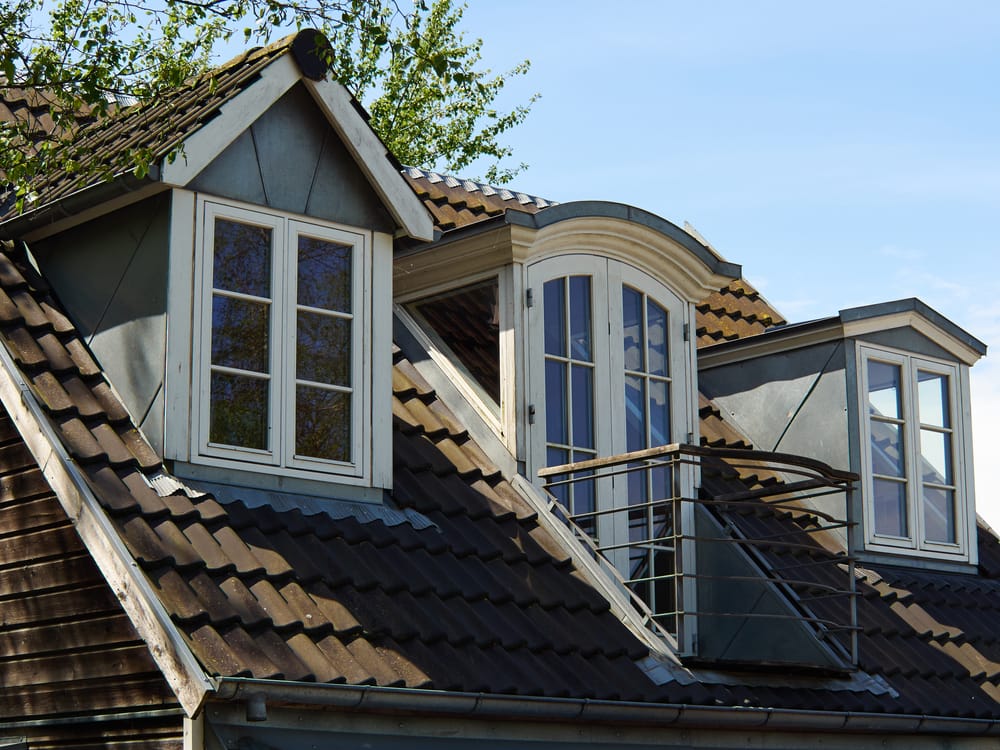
0;412;183;748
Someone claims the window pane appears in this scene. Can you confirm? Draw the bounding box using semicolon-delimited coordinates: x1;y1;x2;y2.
917;371;950;428
212;295;269;373
923;487;956;544
213;219;271;297
570;461;596;522
545;359;568;444
413;279;500;403
873;478;908;537
625;374;647;453
571;364;594;449
867;361;902;419
622;287;643;372
210;372;268;450
295;386;350;461
297;311;351;387
870;421;905;478
647;299;668;377
546;447;569;510
298;236;351;312
649;379;670;447
920;429;953;484
569;276;592;361
543;279;565;356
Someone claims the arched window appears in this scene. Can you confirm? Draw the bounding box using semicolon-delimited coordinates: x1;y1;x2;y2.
527;255;693;620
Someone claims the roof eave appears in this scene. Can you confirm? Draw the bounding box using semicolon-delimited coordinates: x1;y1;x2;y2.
394;202;741;303
0;170;166;243
0;333;217;717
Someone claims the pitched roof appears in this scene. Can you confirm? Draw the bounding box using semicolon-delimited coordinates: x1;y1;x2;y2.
2;44;1000;731
2;238;1000;723
2;38;294;218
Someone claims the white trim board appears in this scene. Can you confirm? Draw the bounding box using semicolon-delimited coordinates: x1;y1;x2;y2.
159;53;433;243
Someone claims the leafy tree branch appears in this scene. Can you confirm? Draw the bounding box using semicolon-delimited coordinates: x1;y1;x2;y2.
0;0;536;212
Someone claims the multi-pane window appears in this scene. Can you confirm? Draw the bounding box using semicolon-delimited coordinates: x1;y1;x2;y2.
198;200;366;477
543;275;598;537
861;346;964;554
622;287;674;618
530;256;688;629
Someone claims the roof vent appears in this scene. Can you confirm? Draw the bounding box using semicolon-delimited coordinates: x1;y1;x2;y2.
290;28;332;81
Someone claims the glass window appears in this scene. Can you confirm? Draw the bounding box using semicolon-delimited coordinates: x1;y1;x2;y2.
532;257;687;632
542;276;598;537
860;347;966;555
198;201;366;479
411;279;501;403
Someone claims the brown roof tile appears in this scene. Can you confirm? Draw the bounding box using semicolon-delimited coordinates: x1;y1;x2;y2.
1;135;999;716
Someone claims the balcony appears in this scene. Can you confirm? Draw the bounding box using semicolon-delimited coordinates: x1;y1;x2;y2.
538;443;859;669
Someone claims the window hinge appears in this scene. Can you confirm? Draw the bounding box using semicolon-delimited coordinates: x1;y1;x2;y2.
683;323;690;342
687;431;694;444
526;288;534;308
528;404;536;424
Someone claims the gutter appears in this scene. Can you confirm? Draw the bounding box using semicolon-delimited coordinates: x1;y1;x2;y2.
215;678;1000;737
0;168;163;241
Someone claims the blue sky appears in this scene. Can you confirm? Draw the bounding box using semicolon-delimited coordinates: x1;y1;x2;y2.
455;1;1000;526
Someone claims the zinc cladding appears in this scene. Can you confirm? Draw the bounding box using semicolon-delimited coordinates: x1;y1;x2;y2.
402;166;787;343
3;222;1000;716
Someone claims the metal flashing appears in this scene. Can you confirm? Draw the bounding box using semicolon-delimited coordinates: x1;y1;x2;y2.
506;201;742;279
839;298;986;353
699;298;986;370
200;482;437;531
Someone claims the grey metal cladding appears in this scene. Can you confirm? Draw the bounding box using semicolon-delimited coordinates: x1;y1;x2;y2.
189;84;395;232
31;194;170;451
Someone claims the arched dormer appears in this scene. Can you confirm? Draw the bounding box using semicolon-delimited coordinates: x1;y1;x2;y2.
396;204;739;593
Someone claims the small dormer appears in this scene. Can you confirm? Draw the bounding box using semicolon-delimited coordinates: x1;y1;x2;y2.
699;298;987;568
6;31;433;500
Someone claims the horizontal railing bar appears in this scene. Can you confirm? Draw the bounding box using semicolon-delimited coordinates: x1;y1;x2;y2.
537;442;858;665
539;443;859;482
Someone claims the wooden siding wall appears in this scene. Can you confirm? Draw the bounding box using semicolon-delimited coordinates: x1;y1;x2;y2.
0;411;183;748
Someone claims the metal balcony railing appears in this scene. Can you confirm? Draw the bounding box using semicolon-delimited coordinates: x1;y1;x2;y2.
538;443;860;667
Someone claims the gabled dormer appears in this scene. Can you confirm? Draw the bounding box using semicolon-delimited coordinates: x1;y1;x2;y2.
3;30;433;499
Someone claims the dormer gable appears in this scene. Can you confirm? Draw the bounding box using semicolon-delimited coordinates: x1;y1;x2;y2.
11;30;433;498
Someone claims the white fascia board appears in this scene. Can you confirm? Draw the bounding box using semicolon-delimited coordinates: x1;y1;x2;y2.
160;55;302;186
699;310;985;371
302;77;434;242
0;344;216;717
842;311;985;367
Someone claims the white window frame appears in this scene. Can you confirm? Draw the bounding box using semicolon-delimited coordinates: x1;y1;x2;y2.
858;344;974;560
191;197;371;483
526;254;697;645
